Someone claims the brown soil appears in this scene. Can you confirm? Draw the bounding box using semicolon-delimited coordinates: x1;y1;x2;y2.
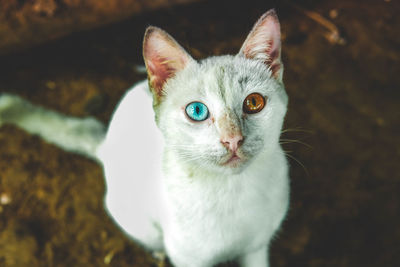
0;0;399;266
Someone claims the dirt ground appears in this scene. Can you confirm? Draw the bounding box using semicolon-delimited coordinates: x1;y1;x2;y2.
0;0;399;266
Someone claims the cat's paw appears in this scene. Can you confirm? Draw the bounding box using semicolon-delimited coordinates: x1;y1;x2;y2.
0;93;21;127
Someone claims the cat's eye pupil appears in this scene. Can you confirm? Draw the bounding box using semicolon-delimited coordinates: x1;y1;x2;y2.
243;93;266;114
185;102;209;122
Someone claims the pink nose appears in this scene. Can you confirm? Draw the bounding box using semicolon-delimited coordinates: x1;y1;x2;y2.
221;135;244;152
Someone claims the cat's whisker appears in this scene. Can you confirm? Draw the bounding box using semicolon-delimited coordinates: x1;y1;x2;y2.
175;151;206;162
281;128;314;134
169;145;208;151
169;144;197;148
282;151;310;178
176;152;199;159
279;138;312;149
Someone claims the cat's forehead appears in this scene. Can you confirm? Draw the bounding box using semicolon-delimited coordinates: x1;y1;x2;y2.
199;55;273;91
196;56;274;95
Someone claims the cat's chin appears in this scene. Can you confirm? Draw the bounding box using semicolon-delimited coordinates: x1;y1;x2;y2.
223;154;243;167
218;151;249;174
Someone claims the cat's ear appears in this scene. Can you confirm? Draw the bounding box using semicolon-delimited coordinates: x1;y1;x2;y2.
238;9;283;81
143;26;194;100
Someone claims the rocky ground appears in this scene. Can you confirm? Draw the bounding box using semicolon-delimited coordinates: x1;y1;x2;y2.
0;0;399;266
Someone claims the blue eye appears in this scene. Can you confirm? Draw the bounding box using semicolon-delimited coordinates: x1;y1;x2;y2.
185;102;209;121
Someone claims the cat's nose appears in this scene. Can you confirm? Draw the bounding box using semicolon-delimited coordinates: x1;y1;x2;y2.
221;135;244;152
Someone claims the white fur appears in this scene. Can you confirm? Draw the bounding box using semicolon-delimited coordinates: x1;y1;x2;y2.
99;54;289;267
97;80;167;251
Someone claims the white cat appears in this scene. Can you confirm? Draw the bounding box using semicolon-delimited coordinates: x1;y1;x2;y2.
0;9;289;267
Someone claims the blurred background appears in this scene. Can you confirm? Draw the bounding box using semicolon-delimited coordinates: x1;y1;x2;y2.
0;0;399;266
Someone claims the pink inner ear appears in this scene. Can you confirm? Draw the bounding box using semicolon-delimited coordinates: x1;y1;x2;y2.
240;10;282;78
146;55;177;92
143;27;192;97
265;41;281;77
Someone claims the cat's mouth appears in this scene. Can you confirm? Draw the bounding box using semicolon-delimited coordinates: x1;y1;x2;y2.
222;152;245;168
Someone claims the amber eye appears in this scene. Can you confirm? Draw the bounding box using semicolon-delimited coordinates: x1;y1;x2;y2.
243;93;266;114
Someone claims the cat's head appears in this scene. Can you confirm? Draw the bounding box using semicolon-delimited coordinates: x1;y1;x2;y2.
143;9;288;175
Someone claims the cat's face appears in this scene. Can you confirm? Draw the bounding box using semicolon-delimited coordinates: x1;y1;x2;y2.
143;10;287;174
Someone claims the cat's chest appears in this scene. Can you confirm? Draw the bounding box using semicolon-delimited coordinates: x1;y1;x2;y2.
163;167;284;252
